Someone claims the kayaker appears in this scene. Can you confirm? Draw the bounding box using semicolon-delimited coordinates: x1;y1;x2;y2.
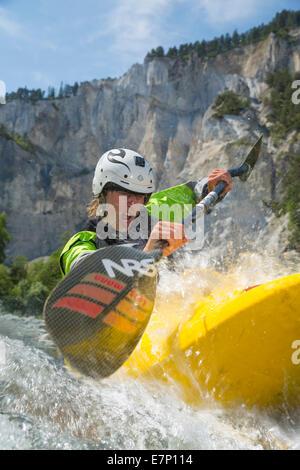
59;148;233;276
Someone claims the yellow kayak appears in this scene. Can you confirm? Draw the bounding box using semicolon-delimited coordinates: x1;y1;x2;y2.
123;273;300;409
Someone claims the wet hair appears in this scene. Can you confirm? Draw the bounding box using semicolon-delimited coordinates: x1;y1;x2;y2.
87;197;101;218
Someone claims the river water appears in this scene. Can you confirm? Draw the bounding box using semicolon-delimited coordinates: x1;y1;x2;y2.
0;250;300;450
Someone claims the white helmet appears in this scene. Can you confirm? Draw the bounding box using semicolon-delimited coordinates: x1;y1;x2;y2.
92;148;154;197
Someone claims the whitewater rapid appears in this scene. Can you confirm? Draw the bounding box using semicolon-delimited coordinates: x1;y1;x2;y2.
0;251;300;450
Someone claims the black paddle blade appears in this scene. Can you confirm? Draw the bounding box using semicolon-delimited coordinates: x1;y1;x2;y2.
239;134;263;181
229;135;263;181
43;245;162;378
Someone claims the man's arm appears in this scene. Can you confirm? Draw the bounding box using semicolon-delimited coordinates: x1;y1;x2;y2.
59;231;97;276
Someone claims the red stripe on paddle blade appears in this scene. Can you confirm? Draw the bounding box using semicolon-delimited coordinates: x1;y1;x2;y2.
53;297;104;318
68;284;116;304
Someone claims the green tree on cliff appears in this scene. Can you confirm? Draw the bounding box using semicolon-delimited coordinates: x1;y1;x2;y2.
0;213;11;263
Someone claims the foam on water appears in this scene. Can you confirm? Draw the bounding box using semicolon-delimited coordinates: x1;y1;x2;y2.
0;250;300;450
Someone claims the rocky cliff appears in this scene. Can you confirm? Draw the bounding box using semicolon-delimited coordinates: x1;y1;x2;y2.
0;30;300;261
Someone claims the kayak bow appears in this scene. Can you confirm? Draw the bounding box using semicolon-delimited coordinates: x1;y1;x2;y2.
124;273;300;409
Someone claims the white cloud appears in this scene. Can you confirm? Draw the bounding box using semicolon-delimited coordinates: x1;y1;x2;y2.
84;0;269;64
0;6;24;38
0;6;59;53
86;0;172;58
198;0;263;25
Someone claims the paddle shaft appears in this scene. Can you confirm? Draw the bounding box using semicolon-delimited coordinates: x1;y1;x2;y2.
184;168;235;226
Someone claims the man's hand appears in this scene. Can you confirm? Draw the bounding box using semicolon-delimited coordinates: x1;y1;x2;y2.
143;221;189;256
207;169;233;197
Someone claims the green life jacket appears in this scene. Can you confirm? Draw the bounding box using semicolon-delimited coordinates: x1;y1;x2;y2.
146;183;195;222
59;231;97;276
60;183;196;276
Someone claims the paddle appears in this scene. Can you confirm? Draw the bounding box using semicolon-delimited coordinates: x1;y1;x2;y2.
158;134;263;246
44;135;263;379
183;134;263;227
44;244;162;378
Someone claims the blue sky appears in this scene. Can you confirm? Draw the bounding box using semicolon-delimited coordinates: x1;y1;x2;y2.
0;0;299;93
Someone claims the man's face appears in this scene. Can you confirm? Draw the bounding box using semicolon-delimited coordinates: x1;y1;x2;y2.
105;189;146;232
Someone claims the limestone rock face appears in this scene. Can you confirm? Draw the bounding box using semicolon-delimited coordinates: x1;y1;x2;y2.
0;30;299;260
